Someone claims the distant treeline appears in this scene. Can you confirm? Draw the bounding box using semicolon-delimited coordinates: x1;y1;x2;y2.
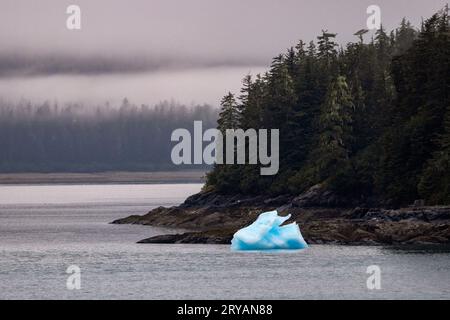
0;99;217;172
206;9;450;206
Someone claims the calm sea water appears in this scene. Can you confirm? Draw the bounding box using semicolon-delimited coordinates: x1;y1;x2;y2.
0;183;449;300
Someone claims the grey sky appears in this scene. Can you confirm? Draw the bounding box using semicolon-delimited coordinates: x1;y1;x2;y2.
0;0;446;106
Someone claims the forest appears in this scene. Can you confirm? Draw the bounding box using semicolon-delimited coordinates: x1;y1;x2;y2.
0;99;217;172
206;9;450;206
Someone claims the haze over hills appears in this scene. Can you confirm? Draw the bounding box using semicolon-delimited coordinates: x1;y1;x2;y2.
0;100;217;172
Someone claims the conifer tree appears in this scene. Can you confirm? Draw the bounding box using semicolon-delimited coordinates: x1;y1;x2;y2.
206;92;242;193
315;75;354;180
317;30;338;63
418;104;450;203
217;92;240;133
204;8;450;205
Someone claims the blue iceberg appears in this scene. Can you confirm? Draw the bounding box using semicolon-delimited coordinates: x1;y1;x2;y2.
231;210;308;251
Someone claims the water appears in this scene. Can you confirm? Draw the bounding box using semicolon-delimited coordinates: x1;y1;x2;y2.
0;184;449;300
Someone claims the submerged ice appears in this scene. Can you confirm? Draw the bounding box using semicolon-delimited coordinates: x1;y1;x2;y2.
231;210;308;250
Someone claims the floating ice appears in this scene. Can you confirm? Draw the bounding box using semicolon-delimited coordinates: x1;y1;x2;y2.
231;210;308;251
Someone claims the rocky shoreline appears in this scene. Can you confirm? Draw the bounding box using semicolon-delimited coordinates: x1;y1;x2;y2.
112;186;450;246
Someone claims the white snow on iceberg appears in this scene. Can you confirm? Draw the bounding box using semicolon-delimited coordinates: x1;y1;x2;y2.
231;210;308;251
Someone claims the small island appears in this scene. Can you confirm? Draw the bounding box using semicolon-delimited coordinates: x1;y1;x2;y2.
113;187;450;245
114;9;450;246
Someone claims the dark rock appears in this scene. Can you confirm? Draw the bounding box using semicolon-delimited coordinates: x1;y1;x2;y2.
292;184;352;208
138;228;235;244
276;203;293;214
413;199;425;207
111;214;144;224
263;194;293;206
137;233;186;243
345;207;370;219
113;190;450;246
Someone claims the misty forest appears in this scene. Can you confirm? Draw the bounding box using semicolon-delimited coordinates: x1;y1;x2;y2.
206;9;450;206
0;9;449;207
0;100;217;172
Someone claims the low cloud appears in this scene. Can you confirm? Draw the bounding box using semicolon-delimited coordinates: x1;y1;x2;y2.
0;66;267;107
0;0;446;105
0;52;267;78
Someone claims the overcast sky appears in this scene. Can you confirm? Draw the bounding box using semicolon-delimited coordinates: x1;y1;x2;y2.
0;0;446;106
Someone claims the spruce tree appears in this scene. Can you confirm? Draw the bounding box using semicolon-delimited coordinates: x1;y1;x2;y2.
418;104;450;203
206;92;242;193
204;8;450;205
217;92;240;133
317;30;338;63
315;75;354;180
262;55;297;169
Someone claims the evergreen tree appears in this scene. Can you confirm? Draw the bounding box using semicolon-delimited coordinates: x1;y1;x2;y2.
316;30;339;80
262;55;297;171
217;92;240;132
374;25;391;64
379;10;449;203
418;106;450;204
317;30;338;64
204;8;450;205
206;92;242;193
314;76;354;180
393;18;417;55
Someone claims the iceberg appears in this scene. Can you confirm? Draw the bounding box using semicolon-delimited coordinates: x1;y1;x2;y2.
231;210;308;251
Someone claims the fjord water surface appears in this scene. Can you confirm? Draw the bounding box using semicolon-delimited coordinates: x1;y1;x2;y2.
0;183;449;299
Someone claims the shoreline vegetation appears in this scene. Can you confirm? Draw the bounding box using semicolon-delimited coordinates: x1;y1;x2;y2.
204;9;450;207
114;9;450;246
0;170;206;185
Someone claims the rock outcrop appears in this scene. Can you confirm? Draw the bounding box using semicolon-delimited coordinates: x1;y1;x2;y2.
112;189;450;246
